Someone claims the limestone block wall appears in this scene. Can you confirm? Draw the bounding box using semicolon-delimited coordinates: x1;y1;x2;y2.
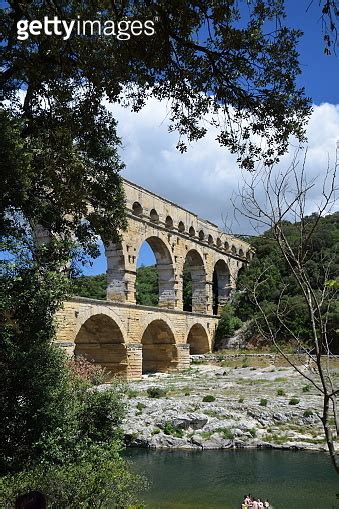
55;297;219;380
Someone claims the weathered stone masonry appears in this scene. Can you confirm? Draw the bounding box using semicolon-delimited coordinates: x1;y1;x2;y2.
55;179;253;379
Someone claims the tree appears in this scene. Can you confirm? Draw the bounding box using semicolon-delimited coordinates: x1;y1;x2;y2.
235;149;339;474
1;0;310;174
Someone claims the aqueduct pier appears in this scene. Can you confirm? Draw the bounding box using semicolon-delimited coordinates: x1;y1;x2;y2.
55;179;253;379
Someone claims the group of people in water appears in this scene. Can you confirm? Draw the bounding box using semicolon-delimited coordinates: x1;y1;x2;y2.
241;494;273;508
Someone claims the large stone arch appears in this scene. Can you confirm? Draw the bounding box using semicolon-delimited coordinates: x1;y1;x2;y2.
141;319;178;373
136;235;176;309
212;259;231;315
74;313;127;377
183;249;206;314
186;323;210;354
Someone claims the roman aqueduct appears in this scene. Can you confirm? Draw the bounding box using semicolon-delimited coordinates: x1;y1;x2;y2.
55;179;252;379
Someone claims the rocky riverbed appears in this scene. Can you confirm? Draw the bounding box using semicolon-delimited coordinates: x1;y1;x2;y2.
111;355;339;452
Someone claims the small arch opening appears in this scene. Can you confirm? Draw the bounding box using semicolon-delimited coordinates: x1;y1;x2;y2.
178;221;185;233
224;241;229;251
239;248;244;258
231;245;237;255
199;230;205;241
150;209;159;223
216;238;222;248
165;215;174;229
132;201;143;217
208;235;214;245
189;226;195;237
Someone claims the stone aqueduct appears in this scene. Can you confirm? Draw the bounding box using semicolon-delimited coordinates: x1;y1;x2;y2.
55;179;252;380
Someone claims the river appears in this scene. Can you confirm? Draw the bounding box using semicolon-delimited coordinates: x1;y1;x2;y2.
125;449;338;509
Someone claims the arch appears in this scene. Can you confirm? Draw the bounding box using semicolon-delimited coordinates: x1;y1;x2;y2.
150;208;159;223
187;323;210;354
246;250;252;261
189;226;195;237
165;215;174;229
199;230;205;241
231;245;237;255
216;237;222;248
75;313;127;377
178;221;185;233
132;201;143;217
224;241;230;251
141;319;178;373
208;234;214;245
239;248;244;258
212;259;231;315
183;249;206;314
136;236;175;308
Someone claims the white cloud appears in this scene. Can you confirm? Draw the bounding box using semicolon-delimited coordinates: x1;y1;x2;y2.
108;99;339;234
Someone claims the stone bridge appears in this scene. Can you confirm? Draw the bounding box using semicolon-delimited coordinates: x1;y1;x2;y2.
55;179;252;379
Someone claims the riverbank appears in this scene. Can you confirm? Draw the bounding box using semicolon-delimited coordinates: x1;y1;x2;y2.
116;355;339;452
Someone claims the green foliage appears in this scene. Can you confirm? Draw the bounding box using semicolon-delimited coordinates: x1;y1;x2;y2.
259;398;268;407
289;397;300;405
303;410;313;417
215;427;234;440
0;443;145;509
162;422;184;438
136;265;159;306
71;274;107;300
214;302;243;347
147;387;167;399
202;395;216;402
277;388;286;396
1;1;309;174
233;212;339;350
302;384;311;393
0;243;143;502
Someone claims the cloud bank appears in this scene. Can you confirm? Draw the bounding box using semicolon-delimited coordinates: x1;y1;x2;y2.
108;99;339;234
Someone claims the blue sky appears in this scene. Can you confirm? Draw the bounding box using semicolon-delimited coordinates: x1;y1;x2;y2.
70;2;338;275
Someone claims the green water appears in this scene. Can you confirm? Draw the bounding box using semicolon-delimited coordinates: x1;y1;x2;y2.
125;449;339;509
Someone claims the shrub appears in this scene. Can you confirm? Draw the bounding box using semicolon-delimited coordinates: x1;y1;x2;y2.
277;388;286;396
68;355;107;385
162;422;183;438
248;428;257;438
289;397;300;405
136;402;146;412
259;398;268;407
302;384;311;393
0;444;145;509
147;387;167;398
303;409;313;417
238;397;244;403
202;395;215;402
215;427;234;440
